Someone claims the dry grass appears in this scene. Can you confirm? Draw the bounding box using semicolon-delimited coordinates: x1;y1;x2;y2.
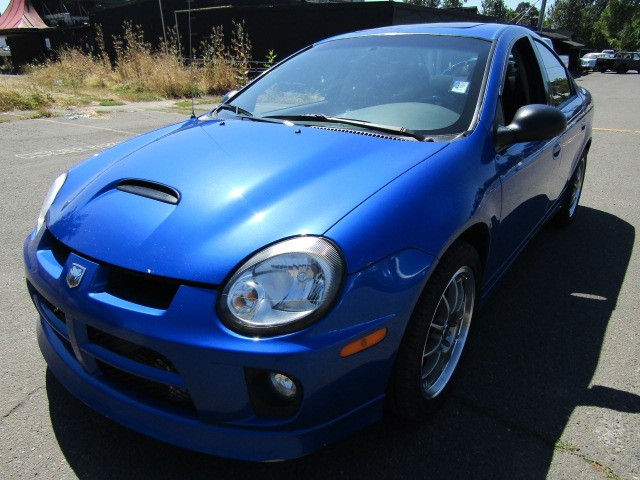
200;21;252;94
27;47;111;91
0;22;253;112
112;23;193;98
0;84;53;111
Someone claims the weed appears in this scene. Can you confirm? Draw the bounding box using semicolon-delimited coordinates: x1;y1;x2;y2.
113;86;159;102
99;99;125;106
27;109;55;119
200;21;252;94
28;48;110;91
173;99;214;108
264;49;278;69
0;22;254;112
0;85;53;111
59;96;95;108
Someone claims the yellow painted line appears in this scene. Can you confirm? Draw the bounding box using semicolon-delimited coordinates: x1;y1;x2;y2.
35;117;137;135
594;127;640;134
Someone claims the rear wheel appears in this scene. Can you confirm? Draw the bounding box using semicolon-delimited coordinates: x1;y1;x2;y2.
553;154;586;227
387;241;481;420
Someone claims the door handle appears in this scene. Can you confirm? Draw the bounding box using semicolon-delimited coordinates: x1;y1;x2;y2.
553;144;561;158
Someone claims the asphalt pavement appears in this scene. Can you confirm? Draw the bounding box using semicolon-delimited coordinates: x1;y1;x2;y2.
0;73;638;479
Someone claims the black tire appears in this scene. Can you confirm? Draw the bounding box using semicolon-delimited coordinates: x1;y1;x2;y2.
553;154;587;227
387;241;481;420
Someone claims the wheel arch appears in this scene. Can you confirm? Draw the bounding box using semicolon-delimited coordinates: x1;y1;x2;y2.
455;222;491;274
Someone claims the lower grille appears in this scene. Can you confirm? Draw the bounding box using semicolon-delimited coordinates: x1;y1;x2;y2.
31;279;196;415
87;326;196;413
87;326;177;372
96;360;195;411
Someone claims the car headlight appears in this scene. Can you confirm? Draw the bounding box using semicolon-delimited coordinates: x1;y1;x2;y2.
36;172;67;234
218;236;344;336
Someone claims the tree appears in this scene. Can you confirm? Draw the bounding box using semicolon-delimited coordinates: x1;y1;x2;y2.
442;0;464;7
546;0;640;50
546;0;599;46
481;0;511;21
597;0;640;50
512;2;540;25
546;0;586;30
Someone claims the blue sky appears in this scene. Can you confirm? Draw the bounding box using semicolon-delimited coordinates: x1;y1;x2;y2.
0;0;9;16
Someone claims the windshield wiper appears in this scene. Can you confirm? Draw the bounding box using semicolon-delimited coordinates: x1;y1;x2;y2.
211;104;288;125
263;114;431;141
214;103;254;118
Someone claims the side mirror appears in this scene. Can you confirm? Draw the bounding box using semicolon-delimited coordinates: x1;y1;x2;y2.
222;90;239;104
495;104;567;150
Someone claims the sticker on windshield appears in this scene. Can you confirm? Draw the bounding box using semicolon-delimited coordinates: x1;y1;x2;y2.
450;81;470;94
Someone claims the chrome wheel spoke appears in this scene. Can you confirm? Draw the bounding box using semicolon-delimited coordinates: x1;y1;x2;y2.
445;278;461;314
423;336;441;357
430;323;445;334
421;265;476;398
421;351;443;383
568;160;584;216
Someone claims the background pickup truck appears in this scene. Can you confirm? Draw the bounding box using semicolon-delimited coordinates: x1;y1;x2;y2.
596;52;640;73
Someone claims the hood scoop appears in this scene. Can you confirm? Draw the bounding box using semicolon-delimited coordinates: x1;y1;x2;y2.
116;179;181;205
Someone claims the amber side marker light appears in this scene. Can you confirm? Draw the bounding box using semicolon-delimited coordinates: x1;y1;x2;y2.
340;328;388;358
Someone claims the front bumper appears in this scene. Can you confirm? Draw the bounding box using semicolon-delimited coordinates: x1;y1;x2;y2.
25;228;434;461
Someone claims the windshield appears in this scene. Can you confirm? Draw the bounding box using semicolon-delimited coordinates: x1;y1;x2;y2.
219;34;492;137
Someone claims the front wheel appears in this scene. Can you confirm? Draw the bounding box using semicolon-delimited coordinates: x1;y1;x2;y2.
553;155;586;227
387;241;481;420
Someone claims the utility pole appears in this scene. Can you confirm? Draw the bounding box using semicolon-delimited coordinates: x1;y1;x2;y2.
158;0;168;55
537;0;547;31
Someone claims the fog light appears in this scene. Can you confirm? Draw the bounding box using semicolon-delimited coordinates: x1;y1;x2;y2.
269;372;297;400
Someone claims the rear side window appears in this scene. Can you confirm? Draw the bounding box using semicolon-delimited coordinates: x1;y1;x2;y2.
534;41;573;107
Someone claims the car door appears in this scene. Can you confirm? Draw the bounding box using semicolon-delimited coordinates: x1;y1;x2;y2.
492;36;560;265
532;39;587;197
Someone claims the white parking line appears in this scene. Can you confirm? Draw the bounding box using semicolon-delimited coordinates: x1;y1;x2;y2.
35;117;137;135
16;142;120;159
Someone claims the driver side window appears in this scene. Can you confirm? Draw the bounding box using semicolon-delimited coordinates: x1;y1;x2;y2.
499;38;546;125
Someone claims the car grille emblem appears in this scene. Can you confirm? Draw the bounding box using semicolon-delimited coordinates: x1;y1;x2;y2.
66;263;86;288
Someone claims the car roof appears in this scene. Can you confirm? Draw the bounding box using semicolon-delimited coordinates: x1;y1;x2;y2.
318;22;524;44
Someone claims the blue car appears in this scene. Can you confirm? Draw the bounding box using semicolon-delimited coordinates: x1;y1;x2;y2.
24;23;593;461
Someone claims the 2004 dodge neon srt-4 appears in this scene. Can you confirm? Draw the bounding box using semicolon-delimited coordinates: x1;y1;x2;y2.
24;23;593;461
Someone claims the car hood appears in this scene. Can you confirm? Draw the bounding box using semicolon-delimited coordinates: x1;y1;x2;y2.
48;118;447;284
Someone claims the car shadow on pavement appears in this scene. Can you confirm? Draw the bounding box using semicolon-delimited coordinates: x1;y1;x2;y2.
46;205;639;479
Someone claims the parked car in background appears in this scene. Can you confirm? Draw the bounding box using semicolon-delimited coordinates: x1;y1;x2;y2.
25;22;594;461
596;51;640;73
580;52;608;72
